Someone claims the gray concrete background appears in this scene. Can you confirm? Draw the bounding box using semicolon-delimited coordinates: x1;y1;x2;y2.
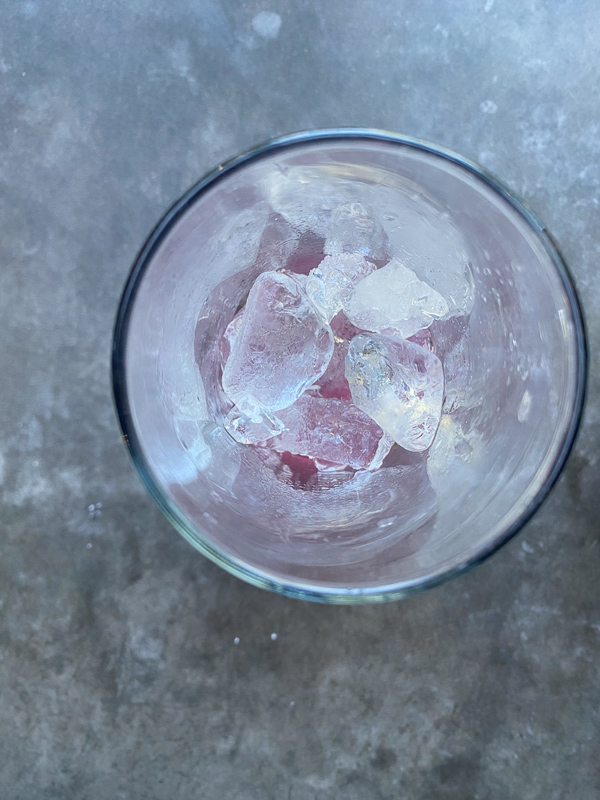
1;1;599;798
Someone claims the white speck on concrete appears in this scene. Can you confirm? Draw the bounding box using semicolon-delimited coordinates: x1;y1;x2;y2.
129;632;164;662
234;637;240;645
252;11;282;40
271;632;278;641
88;503;102;519
520;631;528;641
289;701;295;707
484;0;495;11
169;39;196;86
521;541;535;554
480;99;498;114
86;543;92;549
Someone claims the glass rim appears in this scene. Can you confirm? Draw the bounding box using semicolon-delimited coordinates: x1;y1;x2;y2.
111;128;588;604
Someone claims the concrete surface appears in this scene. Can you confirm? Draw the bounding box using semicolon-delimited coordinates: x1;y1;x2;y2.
1;1;599;798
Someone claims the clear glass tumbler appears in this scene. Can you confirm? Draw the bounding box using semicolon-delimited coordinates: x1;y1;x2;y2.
112;130;586;602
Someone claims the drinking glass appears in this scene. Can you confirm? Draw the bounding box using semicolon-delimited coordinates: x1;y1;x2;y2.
112;130;586;602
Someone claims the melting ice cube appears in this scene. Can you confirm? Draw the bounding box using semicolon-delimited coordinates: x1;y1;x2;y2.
222;271;334;419
268;393;394;470
426;415;484;498
374;190;475;318
306;253;375;322
265;170;388;260
344;259;449;340
346;333;444;452
323;201;389;261
219;310;244;366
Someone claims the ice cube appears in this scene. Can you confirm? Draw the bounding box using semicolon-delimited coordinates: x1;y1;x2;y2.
222;271;334;419
374;192;474;318
426;415;484;498
346;333;444;451
306;253;376;322
224;406;284;445
172;419;241;493
195;212;289;423
254;213;300;272
219;310;244;366
265;168;389;260
323;201;389;261
312;313;363;401
344;259;449;340
268;393;394;470
264;167;342;236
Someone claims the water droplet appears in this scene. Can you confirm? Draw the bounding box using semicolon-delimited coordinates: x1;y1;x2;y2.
271;632;278;641
234;637;240;645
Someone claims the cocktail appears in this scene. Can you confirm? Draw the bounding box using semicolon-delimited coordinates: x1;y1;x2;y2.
112;131;585;602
